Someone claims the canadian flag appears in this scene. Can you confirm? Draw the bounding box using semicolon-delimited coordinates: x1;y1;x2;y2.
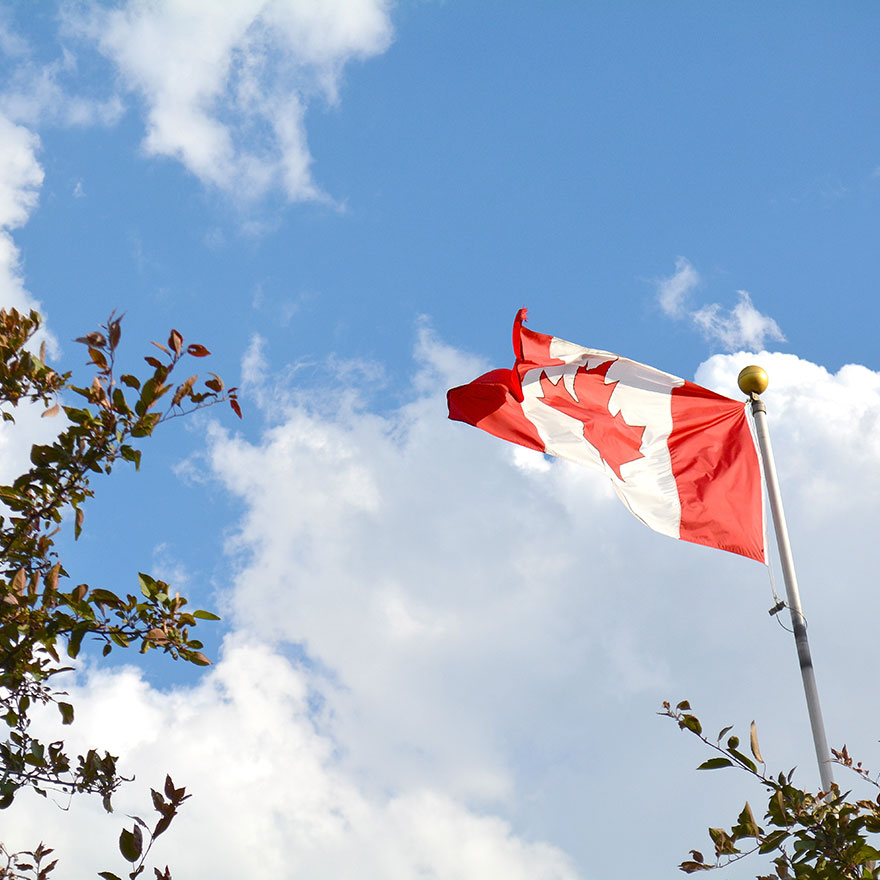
447;310;765;563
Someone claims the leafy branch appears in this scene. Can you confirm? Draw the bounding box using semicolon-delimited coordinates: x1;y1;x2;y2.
0;309;239;878
662;700;880;879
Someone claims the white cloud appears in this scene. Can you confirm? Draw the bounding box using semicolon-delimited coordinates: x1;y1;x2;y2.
693;290;785;352
3;637;580;880
0;114;60;481
0;54;124;129
73;0;394;202
9;331;880;877
0;15;123;131
0;114;43;232
199;332;880;874
657;255;700;318
0;112;57;358
656;257;786;351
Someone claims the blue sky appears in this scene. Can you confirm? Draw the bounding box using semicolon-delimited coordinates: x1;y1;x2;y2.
2;3;880;878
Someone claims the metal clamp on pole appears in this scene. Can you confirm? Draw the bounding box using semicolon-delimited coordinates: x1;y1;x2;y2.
738;365;834;793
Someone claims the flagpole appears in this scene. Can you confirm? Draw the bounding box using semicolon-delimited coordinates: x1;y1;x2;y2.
738;366;834;792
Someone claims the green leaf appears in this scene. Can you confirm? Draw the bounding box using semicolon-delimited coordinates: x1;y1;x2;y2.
67;624;87;659
193;609;221;620
728;747;758;774
732;801;760;838
90;589;121;606
112;387;131;415
758;829;790;854
58;702;74;725
98;872;124;880
681;714;702;735
138;573;156;598
120;445;142;470
131;412;161;437
697;758;734;770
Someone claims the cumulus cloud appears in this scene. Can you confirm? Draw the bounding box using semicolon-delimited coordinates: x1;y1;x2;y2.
72;0;393;202
8;329;880;877
0;114;43;233
656;257;785;351
199;331;880;874
0;113;60;480
0;111;57;357
4;638;580;880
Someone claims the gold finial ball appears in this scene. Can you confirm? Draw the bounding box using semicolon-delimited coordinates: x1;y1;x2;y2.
738;365;769;396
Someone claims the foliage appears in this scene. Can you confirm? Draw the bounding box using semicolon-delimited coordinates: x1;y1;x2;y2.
662;700;880;879
0;308;240;877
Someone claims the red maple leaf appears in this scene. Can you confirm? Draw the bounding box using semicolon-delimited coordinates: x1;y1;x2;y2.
537;360;646;480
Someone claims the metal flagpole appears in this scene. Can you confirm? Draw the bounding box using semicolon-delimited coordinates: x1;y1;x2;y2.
737;366;834;792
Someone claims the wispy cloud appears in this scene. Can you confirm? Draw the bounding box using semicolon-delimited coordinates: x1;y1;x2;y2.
0;28;123;130
656;255;700;318
655;257;785;351
68;0;394;204
693;291;785;352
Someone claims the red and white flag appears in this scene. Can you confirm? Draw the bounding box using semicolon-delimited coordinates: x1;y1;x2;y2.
448;309;765;562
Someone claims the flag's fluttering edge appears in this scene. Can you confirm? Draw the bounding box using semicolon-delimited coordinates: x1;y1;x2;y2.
447;309;765;562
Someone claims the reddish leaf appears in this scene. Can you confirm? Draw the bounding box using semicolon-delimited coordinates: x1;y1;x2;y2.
108;316;122;350
168;329;183;355
230;398;242;419
76;331;106;347
153;814;173;838
119;827;141;862
46;563;61;591
187;343;211;357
